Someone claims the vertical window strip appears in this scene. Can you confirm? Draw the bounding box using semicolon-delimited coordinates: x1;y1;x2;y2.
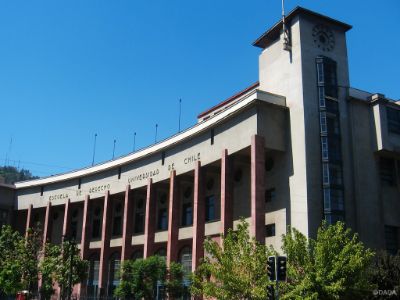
321;136;329;160
320;112;327;134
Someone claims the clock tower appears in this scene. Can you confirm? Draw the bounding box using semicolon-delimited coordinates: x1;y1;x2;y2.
253;7;353;238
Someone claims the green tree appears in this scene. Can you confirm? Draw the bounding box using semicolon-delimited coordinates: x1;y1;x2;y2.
190;219;275;300
0;166;39;184
165;262;185;299
114;255;167;300
367;250;400;299
40;241;88;300
0;225;24;296
22;227;43;295
280;221;375;300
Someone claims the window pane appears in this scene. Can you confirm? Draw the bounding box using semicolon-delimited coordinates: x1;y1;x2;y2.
265;224;276;237
205;195;216;222
380;157;396;186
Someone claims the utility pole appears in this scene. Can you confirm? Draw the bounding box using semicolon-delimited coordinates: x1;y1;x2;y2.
92;134;97;166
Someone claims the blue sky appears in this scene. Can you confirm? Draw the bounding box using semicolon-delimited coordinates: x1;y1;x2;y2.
1;0;399;177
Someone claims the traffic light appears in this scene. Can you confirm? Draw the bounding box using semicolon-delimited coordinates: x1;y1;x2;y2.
267;256;276;281
277;256;287;282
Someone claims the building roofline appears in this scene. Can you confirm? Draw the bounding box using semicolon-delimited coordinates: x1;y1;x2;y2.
0;182;16;189
253;6;352;49
15;88;285;189
197;82;260;118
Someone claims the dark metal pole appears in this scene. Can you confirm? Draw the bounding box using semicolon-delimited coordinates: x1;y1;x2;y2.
178;98;182;132
112;139;116;159
155;124;158;143
133;132;137;152
92;134;97;166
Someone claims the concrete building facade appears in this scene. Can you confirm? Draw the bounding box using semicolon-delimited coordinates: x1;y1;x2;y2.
8;6;400;298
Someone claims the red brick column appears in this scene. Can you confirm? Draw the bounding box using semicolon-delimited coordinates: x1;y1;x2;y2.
167;171;179;266
192;161;205;272
80;195;91;259
251;135;265;243
220;149;233;236
79;195;90;297
62;199;71;238
25;204;33;238
99;191;111;296
43;201;52;245
144;179;156;258
121;185;133;262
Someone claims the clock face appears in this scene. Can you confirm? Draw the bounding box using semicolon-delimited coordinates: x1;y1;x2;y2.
312;24;335;52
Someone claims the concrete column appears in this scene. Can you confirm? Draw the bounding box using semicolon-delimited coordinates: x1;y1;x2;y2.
144;179;156;258
80;195;91;259
62;198;71;238
98;191;111;296
42;201;52;245
121;185;133;262
25;204;33;238
192;161;205;272
220;149;233;236
79;195;90;298
167;170;179;266
251;134;265;243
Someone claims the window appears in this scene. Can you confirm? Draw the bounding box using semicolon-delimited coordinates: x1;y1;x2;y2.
316;61;324;84
205;195;216;222
327;114;340;137
321;137;329;160
158;208;168;231
107;253;121;297
325;213;344;225
87;254;100;297
265;188;276;203
112;202;123;236
326;99;339;114
265;224;276;237
322;163;330;185
131;250;143;260
318;86;326;108
71;209;79;240
387;107;400;134
323;59;338;98
328;136;342;162
324;188;344;212
384;226;398;255
91;206;102;239
181;202;193;226
320;112;327;134
329;164;343;186
380;157;396;186
134;199;145;234
0;209;8;227
179;247;192;275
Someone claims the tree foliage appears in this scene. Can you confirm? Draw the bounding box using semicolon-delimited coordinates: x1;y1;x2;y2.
165;262;186;299
367;250;400;299
0;166;39;184
40;241;88;300
0;225;43;297
191;219;275;300
280;221;375;300
114;255;167;300
0;225;25;296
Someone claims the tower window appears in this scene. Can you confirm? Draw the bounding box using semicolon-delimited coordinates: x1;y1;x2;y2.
265;224;276;237
380;157;396;186
205;195;216;222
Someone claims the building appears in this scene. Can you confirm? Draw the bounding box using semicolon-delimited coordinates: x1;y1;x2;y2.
0;182;15;227
10;6;400;298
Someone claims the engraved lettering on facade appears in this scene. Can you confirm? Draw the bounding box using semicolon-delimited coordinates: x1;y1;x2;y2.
127;168;160;183
184;153;201;165
89;184;111;194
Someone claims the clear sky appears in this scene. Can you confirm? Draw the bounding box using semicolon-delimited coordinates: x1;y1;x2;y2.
1;0;399;178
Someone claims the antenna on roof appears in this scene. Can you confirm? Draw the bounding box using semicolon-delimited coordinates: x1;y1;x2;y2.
112;139;116;159
92;133;97;166
155;124;158;143
282;0;291;51
133;132;137;152
178;98;182;133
